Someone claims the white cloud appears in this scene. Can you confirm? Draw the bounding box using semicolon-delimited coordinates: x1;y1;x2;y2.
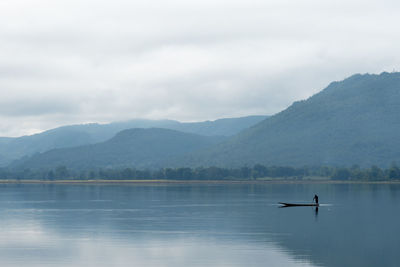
1;0;400;136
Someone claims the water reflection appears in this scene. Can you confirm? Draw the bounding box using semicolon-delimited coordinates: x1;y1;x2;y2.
0;183;399;267
0;221;317;267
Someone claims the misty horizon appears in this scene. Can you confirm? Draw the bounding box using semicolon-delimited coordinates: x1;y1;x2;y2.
0;71;396;138
1;0;400;136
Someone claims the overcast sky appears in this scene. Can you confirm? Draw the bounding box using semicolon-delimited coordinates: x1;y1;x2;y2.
1;0;400;136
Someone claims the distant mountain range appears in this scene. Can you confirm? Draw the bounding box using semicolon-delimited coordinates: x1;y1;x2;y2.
0;115;267;167
12;128;225;170
7;72;400;171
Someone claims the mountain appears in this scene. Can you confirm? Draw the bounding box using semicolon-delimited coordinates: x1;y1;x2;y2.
13;128;226;170
0;116;266;167
9;72;400;171
169;116;267;136
188;72;400;168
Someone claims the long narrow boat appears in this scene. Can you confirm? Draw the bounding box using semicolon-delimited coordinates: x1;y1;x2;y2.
279;202;319;207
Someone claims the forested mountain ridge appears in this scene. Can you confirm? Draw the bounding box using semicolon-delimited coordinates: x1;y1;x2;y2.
12;128;226;170
0;116;266;167
7;72;400;171
187;72;400;168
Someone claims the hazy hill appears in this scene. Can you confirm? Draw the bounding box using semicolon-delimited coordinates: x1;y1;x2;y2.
13;128;225;170
8;72;400;170
189;72;400;168
169;116;267;136
0;116;266;167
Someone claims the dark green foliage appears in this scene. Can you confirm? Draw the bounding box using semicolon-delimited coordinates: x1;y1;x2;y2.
388;163;400;180
1;164;398;181
190;72;400;168
331;168;351;180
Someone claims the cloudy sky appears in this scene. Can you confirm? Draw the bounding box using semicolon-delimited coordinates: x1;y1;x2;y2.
1;0;400;136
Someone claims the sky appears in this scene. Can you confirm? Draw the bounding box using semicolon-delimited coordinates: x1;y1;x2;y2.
1;0;400;137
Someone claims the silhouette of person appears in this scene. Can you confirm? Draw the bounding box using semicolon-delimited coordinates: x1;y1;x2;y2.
313;194;319;204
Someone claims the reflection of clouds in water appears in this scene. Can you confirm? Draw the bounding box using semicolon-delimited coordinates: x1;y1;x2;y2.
0;221;317;267
0;223;50;247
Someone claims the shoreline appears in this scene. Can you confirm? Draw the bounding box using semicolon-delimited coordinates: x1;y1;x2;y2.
0;179;399;185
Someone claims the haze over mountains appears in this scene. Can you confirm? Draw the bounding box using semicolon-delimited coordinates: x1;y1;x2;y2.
13;128;225;170
190;72;400;168
7;72;400;170
0;116;266;167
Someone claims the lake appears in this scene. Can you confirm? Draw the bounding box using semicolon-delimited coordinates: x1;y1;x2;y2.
0;182;398;266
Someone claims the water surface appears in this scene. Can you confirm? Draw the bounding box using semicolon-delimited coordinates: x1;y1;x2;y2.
0;183;398;266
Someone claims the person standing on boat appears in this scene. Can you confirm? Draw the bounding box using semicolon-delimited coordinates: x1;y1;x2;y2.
313;194;319;204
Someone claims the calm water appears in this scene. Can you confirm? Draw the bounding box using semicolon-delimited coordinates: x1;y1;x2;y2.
0;183;399;267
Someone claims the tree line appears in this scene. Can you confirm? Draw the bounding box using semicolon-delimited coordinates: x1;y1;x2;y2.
1;164;400;181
